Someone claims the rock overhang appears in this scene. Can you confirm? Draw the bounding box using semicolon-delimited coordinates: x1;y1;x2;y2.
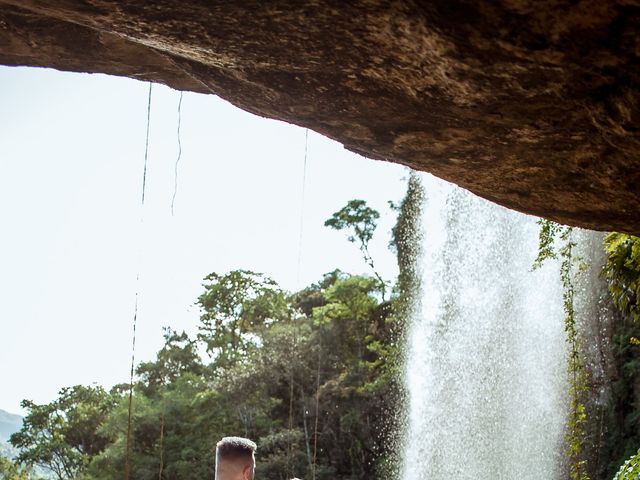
0;0;638;233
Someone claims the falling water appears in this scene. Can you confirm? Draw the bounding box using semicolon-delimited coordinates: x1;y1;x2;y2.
402;174;568;480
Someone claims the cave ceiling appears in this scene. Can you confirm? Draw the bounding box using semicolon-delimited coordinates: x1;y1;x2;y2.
1;1;639;233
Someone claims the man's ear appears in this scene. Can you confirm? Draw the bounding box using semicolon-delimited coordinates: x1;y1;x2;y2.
242;464;252;480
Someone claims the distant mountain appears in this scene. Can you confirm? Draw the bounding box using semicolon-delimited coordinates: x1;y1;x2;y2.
0;409;22;442
0;410;54;478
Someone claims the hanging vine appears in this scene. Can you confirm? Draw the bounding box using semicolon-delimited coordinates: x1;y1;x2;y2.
125;81;154;480
533;219;590;480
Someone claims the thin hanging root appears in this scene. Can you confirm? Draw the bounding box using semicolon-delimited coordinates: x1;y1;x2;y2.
312;350;320;480
296;129;309;286
287;353;294;477
141;83;153;206
289;129;309;478
158;410;165;480
124;283;140;480
125;81;153;480
171;91;183;216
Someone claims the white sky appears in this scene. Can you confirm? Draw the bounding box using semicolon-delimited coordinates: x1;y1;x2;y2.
0;66;408;414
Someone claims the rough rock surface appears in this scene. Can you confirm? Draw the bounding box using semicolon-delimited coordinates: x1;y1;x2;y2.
1;1;638;233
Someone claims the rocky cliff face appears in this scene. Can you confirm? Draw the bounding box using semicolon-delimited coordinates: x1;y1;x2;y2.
0;1;638;232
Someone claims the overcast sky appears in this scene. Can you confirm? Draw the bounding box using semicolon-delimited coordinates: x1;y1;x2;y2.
0;66;409;415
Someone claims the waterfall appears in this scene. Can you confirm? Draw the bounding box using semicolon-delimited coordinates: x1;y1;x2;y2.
401;174;568;480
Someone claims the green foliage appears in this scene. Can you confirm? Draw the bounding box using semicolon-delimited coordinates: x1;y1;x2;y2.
534;219;590;480
603;234;640;322
136;329;204;397
595;233;640;477
324;199;380;248
0;455;31;480
10;385;115;480
532;219;563;268
254;430;308;480
601;317;640;477
612;449;640;480
197;270;289;366
325;200;388;300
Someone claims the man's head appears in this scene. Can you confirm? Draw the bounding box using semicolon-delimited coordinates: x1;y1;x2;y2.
215;436;256;480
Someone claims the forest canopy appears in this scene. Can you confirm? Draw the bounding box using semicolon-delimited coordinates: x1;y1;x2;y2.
3;179;424;480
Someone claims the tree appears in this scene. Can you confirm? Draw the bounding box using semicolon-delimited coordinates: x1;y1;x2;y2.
197;270;289;366
324;200;387;300
136;329;204;397
10;385;115;480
